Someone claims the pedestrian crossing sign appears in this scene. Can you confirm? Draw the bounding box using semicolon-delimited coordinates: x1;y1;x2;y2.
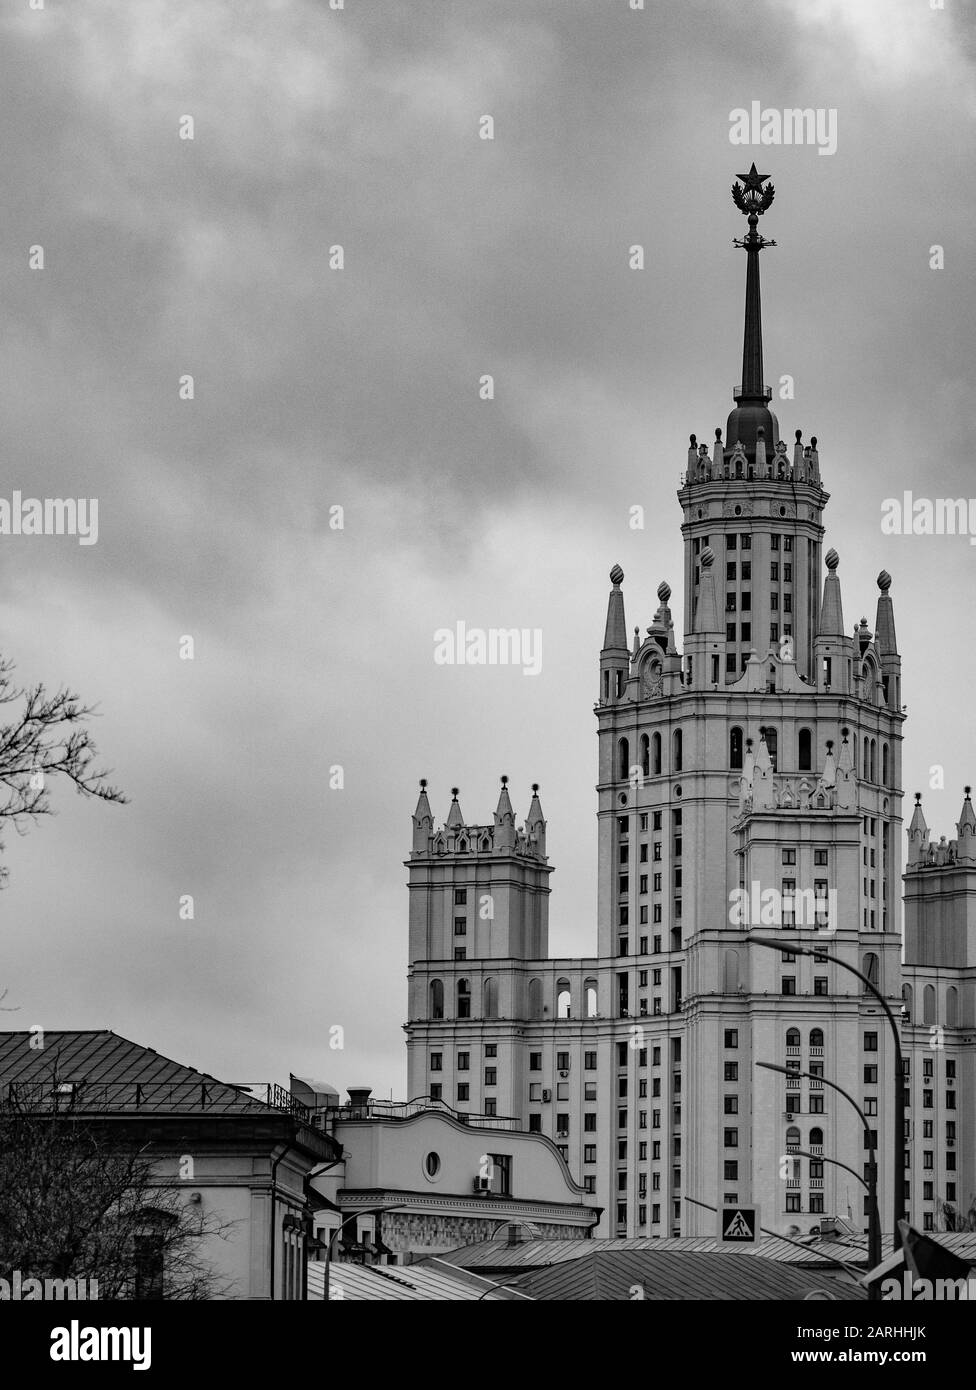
720;1206;759;1243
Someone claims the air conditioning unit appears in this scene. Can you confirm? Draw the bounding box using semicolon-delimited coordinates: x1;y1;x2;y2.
556;1129;569;1139
785;1113;794;1121
559;1069;570;1078
947;1137;955;1147
473;1177;492;1193
541;1089;552;1102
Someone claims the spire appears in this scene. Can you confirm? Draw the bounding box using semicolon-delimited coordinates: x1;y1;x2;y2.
602;564;628;652
734;163;775;401
526;782;547;857
818;549;845;637
412;777;433;853
957;786;976;863
907;792;929;867
695;546;721;634
493;775;515;851
446;786;464;830
726;164;780;460
874;570;898;657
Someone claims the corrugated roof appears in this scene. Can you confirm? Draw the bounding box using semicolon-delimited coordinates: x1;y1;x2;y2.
508;1250;866;1301
0;1030;274;1115
442;1232;976;1272
307;1262;528;1301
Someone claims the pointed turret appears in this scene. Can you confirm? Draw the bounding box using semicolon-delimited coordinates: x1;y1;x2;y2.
752;728;774;810
874;570;902;713
814;549;852;694
600;564;630;705
956;786;976;864
834;728;856;810
412;778;433;853
907;792;929;867
446;786;464;830
526;782;547;858
493;775;516;852
696;547;721;635
685;549;723;688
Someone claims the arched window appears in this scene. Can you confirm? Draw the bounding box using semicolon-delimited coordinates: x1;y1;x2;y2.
640;734;650;779
809;1028;824;1049
946;985;958;1028
430;979;444;1020
923;984;936;1026
618;737;629;782
528;978;543;1019
652;733;662;776
729;726;743;770
723;950;740;993
785;1126;801;1149
584;978;598;1018
798;728;812;772
862;953;880;993
870;739;877;783
673;729;683;772
556;979;571;1019
882;742;890;786
863;736;870;780
809;1127;824;1147
786;1027;800;1049
765;728;778;771
902;983;913;1022
457;979;471;1019
484;977;498;1019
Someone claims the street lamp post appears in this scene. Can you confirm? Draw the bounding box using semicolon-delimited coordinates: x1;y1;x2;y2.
752;936;905;1251
758;1061;881;1299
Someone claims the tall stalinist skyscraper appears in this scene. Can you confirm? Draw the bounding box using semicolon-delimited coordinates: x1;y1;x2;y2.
403;168;971;1243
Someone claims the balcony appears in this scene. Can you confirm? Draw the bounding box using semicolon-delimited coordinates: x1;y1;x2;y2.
810;1046;824;1057
809;1144;824;1155
786;1046;800;1057
808;1079;823;1090
810;1178;824;1189
786;1178;800;1189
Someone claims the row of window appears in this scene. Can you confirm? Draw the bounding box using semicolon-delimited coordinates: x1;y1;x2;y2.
724;561;794;583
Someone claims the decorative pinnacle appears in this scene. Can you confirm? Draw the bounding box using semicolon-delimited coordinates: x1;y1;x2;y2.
610;564;624;586
531;782;540;793
419;777;427;789
966;786;972;799
915;792;922;805
500;774;508;786
878;570;892;593
825;548;839;571
657;581;671;604
451;786;459;798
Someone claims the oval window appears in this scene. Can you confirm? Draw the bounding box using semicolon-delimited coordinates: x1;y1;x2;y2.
424;1152;441;1179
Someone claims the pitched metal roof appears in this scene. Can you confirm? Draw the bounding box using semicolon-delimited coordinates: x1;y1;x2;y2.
508;1249;865;1302
0;1030;276;1115
307;1261;529;1301
443;1232;976;1273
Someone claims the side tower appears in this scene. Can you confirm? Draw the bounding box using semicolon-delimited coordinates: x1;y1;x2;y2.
404;780;552;1117
902;790;976;1233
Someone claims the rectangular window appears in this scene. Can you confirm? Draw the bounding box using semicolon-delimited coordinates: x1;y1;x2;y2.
454;917;466;935
724;1062;738;1081
530;1053;542;1071
814;849;828;865
457;1052;469;1071
430;1083;441;1100
724;1129;738;1148
556;1051;570;1070
454;947;466;960
814;977;828;996
485;1044;497;1058
865;1032;878;1052
430;1052;442;1072
782;848;796;864
454;889;467;905
724;1030;738;1048
584;1051;597;1070
457;1084;469;1102
864;1065;878;1084
484;1068;497;1086
724;1096;738;1114
782;977;796;996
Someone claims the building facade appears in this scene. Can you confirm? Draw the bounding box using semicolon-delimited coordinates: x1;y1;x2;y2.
404;168;973;1241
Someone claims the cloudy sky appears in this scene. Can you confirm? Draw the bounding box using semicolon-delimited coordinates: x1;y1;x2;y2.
0;0;974;1101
